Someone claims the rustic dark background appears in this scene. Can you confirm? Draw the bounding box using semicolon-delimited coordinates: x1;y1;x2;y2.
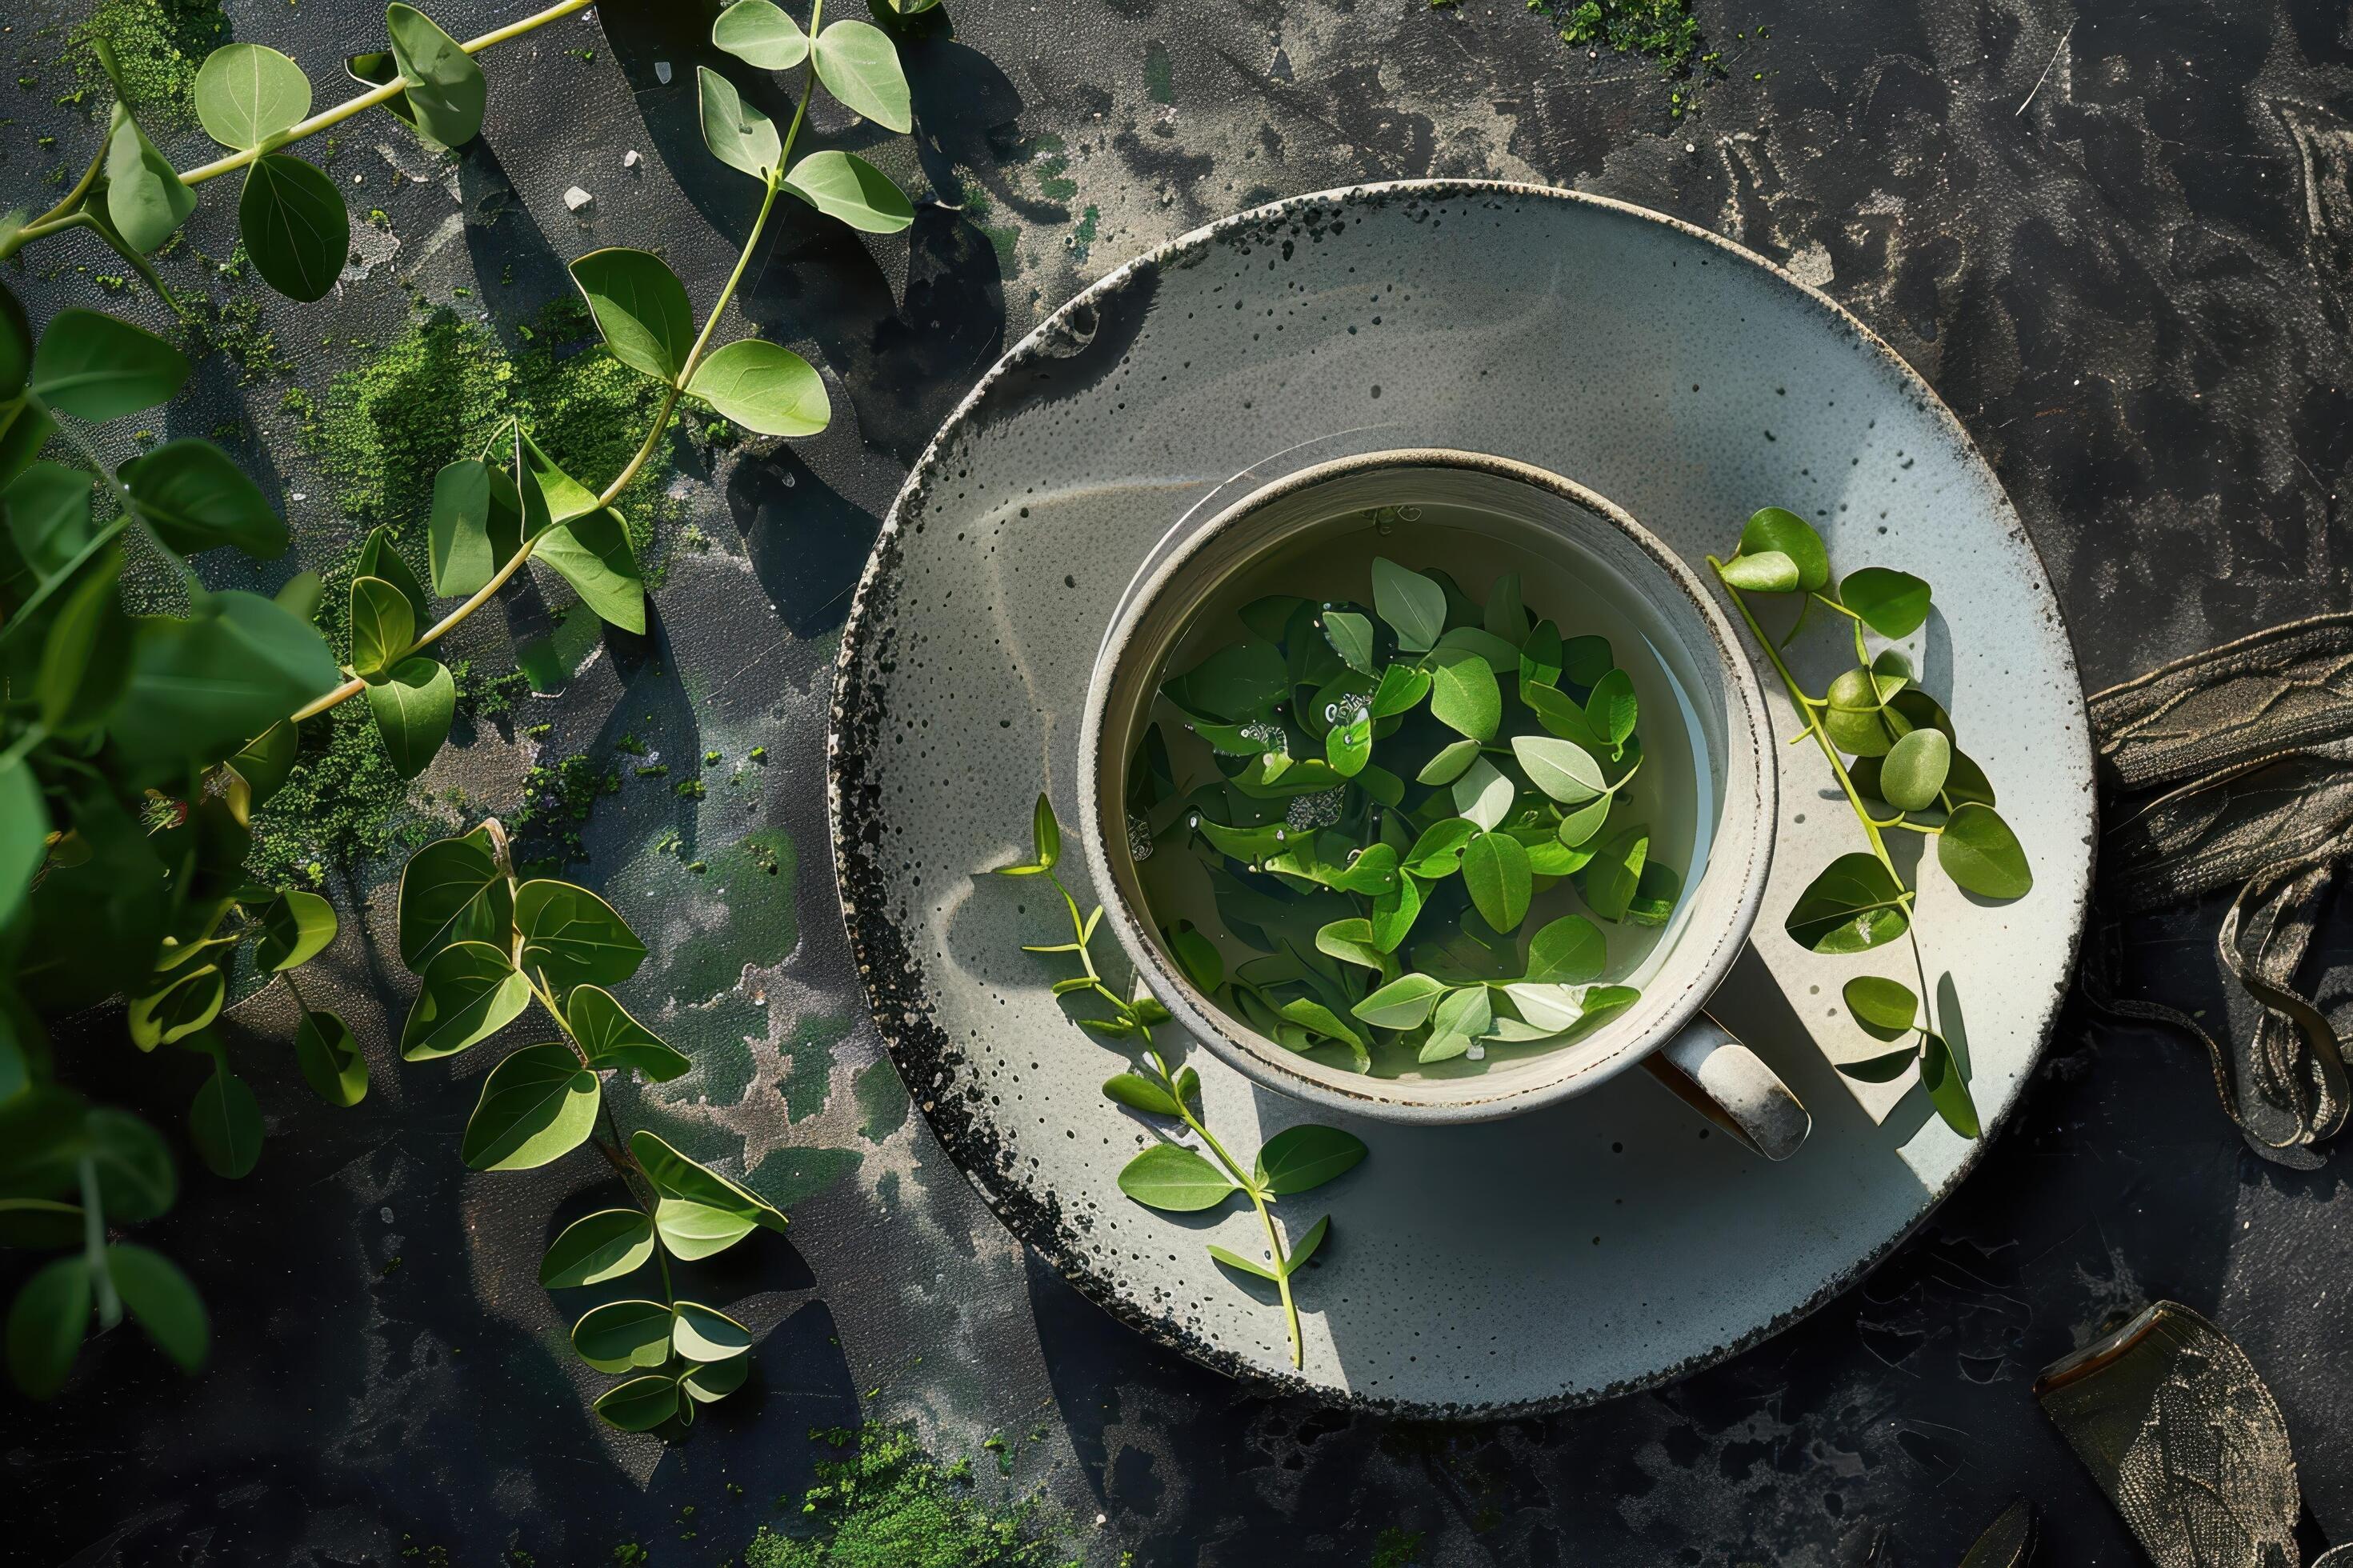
8;0;2353;1562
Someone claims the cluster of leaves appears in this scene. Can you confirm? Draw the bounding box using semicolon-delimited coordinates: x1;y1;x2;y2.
993;797;1367;1371
1713;508;2035;1137
1130;558;1677;1075
0;0;930;1404
398;819;785;1431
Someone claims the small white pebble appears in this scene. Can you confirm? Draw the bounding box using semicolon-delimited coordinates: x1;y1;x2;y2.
564;185;594;212
290;491;306;502
1685;142;1697;154
654;59;673;84
622;148;642;168
351;174;364;184
1466;1042;1487;1061
379;1207;394;1224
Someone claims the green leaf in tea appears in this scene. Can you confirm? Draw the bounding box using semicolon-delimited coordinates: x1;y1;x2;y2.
194;42;313;150
462;1042;599;1170
569;248;696;385
1524;914;1606;985
540;1209;655;1289
1324;711;1372;776
1415;737;1479;786
1419;984;1493;1063
1321;610;1375;674
1117;1143;1235;1212
1368;870;1425;952
1938;802;2033;898
1840;566;1932;638
1784;854;1909;954
1451;756;1515;831
783;150;914;234
1585;669;1638;753
1461;830;1531;933
1577;825;1649;923
1739;507;1829;592
1371;558;1447;653
1253;1124;1367;1195
238;154;349;302
1511;734;1604;804
1369;662;1430;718
686;338;830;436
1314;918;1387;972
713;0;810;67
1427;651;1501;741
1352;971;1446;1029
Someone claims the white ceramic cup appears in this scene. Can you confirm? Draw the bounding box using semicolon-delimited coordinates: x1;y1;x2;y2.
1078;450;1809;1158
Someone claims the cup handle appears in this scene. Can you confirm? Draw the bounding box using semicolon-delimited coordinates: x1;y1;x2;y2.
1639;1009;1811;1161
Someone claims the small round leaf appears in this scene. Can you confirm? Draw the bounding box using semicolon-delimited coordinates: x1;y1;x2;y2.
810;18;912;133
1461;830;1531;934
1939;802;2033;900
238;154;350;303
572;1298;672;1373
714;0;810;67
1739;507;1829;591
569;248;694;385
686;339;830;436
1252;1124;1367;1195
194;42;313;150
670;1301;752;1362
1842;975;1918;1041
696;66;782;180
28;309;189;422
1840;566;1933;638
1115;1143;1235;1212
350;574;415;679
1719;550;1799;593
782;150;914;234
1880;728;1951;813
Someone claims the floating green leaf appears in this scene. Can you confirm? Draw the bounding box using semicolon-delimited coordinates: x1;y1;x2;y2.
1462;831;1531;933
1116;1143;1235;1212
1524;914;1605;985
1371;558;1447;653
1428;651;1501;741
1451;757;1515;831
1352;971;1446;1029
1369;662;1430;718
1511;734;1604;804
1578;825;1649;923
1585;669;1638;751
1321;610;1375;674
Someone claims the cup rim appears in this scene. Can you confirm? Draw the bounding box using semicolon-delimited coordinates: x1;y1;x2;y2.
1077;447;1777;1125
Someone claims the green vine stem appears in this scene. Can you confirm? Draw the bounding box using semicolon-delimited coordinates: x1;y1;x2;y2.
1029;861;1312;1368
0;0;598;262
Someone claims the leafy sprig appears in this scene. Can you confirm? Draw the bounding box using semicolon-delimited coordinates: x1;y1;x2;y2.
1132;558;1675;1075
1712;508;2035;1137
991;796;1367;1371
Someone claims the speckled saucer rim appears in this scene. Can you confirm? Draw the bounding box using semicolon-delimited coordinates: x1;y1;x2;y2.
826;178;2095;1420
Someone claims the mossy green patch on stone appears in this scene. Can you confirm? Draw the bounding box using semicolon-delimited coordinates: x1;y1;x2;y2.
743;1426;1067;1568
71;0;229;126
779;1012;854;1122
746;1145;860;1210
854;1058;909;1142
662;828;798;1003
1142;41;1174;106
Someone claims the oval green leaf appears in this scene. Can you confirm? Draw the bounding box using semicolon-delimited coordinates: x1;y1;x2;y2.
119;438;286;558
1351;970;1446;1030
1881;727;1951;813
397;829;511;971
462;1042;599;1170
516;878;648;994
572;1298;671;1373
714;0;810;67
1102;1072;1179;1117
686;338;830;437
1525;914;1605;985
104;107;195;252
1577;824;1650;923
1116;1142;1235;1212
783;149;914;234
1785;853;1910;954
194;42;312;150
1321;610;1375;674
1719;550;1799;593
6;1256;90;1398
1841;566;1933;639
256;889;337;971
1252;1124;1367;1196
535;506;645;634
681;1349;750;1403
594;1373;679;1430
1511;734;1604;804
105;1242;209;1374
1920;1030;1981;1138
697;65;782;180
810;18;912;132
294;1010;368;1106
426;458;497;596
540;1209;655;1289
28;309;188;422
385;4;486;148
1842;975;1918;1041
671;1301;752;1362
1461;830;1531;934
1939;802;2033;899
365;656;455;779
1427;651;1500;742
399;938;530;1060
238;154;349;302
568;986;690;1081
350;574;414;678
1371;558;1447;653
1451;756;1515;831
1585;669;1638;750
569;247;694;385
189;1066;262;1178
1738;507;1829;592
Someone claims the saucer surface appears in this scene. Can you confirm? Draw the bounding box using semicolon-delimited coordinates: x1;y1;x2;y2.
830;180;2092;1416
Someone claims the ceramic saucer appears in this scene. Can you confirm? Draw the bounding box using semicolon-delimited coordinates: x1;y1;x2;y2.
828;181;2092;1416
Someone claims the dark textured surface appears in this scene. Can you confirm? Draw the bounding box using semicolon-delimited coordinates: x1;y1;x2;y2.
7;0;2353;1563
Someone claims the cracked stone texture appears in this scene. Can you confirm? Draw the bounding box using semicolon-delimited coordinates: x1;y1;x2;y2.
6;0;2353;1562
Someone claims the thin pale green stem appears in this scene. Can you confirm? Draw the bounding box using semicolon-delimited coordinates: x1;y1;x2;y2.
1143;1046;1302;1367
78;1157;122;1330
